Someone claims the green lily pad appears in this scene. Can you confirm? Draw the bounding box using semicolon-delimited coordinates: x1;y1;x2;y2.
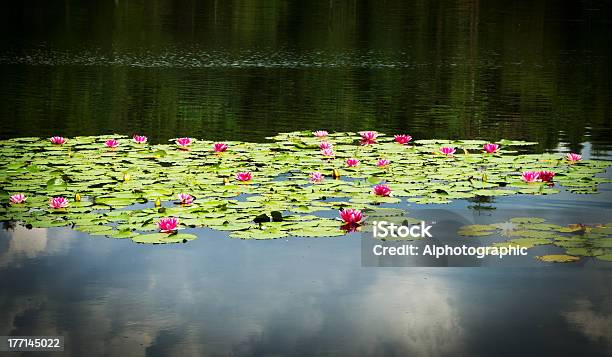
0;132;610;243
132;233;197;244
536;254;580;263
509;217;547;224
457;225;498;236
595;254;612;262
506;238;552;248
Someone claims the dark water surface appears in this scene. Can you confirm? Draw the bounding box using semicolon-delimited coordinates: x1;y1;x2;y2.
0;1;611;356
1;0;611;151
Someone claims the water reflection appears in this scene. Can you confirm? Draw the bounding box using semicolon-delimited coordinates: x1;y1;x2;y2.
564;299;612;348
0;225;610;356
0;1;610;150
0;226;73;267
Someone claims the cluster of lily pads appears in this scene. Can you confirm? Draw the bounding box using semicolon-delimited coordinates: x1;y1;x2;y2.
0;131;610;244
458;217;612;263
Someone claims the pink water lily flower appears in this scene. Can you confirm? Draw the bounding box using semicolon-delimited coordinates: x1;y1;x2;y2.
521;171;540;183
566;153;582;162
346;158;360;167
235;171;253;182
321;148;335;157
309;172;324;183
176;137;193;148
49;197;69;209
440;146;456;156
373;184;392;197
177;193;194;205
319;141;333;150
483;143;499;154
49;136;67;145
105;139;119;148
359;131;378;145
158;217;179;233
313;130;328;138
538;170;555;182
9;194;27;204
394;134;412;145
339;208;363;224
132;135;148;144
213;142;228;152
376;159;390;167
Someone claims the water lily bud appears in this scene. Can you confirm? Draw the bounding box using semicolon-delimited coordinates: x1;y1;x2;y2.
123;173;131;182
75;193;81;202
223;178;230;185
155;198;161;207
482;174;487;182
332;168;341;179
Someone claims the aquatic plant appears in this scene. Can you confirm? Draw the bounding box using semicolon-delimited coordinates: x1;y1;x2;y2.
49;197;69;209
483;143;499;153
321;148;334;157
313;130;328;138
319;141;333;150
566;153;582;162
213;143;228;152
9;194;26;204
309;172;324;183
440;146;456;156
376;159;390;167
538;171;555;182
235;171;253;182
177;193;194;205
50;136;66;145
176;137;193;148
373;184;391;197
339;208;363;224
133;135;148;144
158;217;179;233
346;158;360;167
394;135;412;145
521;171;540;183
458;217;612;263
359;131;378;145
105;139;119;148
0;131;609;244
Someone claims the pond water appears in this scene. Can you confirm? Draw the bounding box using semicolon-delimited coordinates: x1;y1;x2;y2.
0;1;611;356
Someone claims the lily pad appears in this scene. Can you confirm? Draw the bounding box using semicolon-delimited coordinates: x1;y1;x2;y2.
0;132;610;244
132;233;197;244
536;254;580;263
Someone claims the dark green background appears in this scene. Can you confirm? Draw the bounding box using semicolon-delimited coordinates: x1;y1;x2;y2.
1;0;610;155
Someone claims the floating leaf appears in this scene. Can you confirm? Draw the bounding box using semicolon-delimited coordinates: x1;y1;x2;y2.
536;255;580;263
507;217;544;224
0;132;610;244
132;233;197;244
506;238;552;248
457;224;498;236
596;254;612;262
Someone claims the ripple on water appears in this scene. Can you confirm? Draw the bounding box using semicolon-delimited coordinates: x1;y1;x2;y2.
0;47;517;69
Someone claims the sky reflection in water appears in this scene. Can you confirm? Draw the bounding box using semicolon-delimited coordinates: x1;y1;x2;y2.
0;216;610;356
